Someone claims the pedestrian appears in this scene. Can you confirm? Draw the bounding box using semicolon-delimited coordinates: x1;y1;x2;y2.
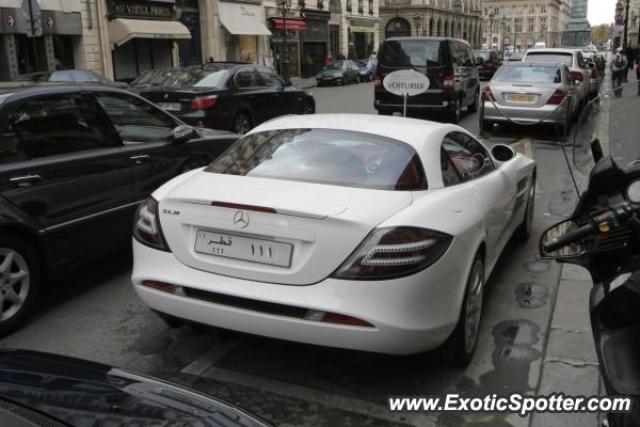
610;47;628;96
324;52;333;66
207;56;214;63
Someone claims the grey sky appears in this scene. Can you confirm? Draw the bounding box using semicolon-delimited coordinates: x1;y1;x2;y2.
588;0;616;25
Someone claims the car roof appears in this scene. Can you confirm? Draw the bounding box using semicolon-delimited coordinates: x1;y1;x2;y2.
503;61;565;67
383;36;470;45
525;48;578;55
248;114;462;149
0;84;131;105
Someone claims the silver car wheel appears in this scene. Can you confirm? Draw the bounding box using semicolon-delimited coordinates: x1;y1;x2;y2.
464;259;484;354
0;249;30;322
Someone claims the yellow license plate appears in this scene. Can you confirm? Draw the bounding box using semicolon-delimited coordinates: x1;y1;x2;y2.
509;94;537;104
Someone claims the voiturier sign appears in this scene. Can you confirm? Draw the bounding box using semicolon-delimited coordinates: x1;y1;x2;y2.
382;70;430;116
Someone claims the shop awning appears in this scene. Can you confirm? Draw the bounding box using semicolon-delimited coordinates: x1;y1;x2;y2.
108;18;191;47
270;18;307;31
218;2;271;36
0;0;22;7
38;0;82;13
349;25;375;33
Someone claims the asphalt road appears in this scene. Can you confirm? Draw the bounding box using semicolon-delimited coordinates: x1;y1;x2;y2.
0;82;606;426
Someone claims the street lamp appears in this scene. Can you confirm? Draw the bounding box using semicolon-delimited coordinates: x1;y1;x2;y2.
277;0;292;82
413;13;422;36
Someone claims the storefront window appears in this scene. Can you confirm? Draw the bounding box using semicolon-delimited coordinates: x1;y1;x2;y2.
239;36;258;63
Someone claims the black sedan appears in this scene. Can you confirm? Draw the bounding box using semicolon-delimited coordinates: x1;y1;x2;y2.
0;348;271;426
0;85;237;335
131;63;315;134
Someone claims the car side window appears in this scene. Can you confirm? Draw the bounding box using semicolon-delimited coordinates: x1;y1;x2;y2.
257;68;284;88
4;95;120;160
450;42;461;66
440;147;462;186
94;93;177;144
442;132;495;181
235;67;261;89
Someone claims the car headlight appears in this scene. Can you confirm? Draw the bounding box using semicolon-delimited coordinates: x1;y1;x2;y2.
133;197;170;252
331;227;453;280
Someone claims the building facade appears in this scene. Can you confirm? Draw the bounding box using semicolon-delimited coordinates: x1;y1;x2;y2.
481;0;572;51
379;0;483;49
0;0;380;81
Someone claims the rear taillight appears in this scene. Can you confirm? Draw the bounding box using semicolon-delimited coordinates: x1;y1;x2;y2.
332;227;453;280
443;75;454;91
570;71;583;82
191;95;218;110
133;197;170;252
304;310;374;327
482;87;495;102
373;74;383;88
546;89;567;105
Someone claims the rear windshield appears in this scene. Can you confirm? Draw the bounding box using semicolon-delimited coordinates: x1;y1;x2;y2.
380;40;446;67
130;67;231;89
524;52;573;66
207;129;428;191
494;65;562;83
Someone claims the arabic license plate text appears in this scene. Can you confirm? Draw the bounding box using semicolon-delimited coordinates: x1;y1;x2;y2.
157;102;182;111
194;230;293;267
508;94;537;104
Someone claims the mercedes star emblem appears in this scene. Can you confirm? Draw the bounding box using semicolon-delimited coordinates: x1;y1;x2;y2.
233;210;250;228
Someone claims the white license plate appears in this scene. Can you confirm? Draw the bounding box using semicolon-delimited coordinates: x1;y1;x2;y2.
157;102;182;111
194;230;293;267
507;94;537;104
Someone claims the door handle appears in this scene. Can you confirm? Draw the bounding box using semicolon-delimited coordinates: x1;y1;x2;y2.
9;174;42;187
130;154;151;164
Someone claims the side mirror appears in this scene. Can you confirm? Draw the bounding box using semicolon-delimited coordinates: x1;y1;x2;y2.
491;144;516;162
540;220;586;259
172;124;197;143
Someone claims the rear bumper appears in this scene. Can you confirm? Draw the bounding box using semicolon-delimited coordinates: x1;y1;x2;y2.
483;101;570;125
374;90;456;112
176;110;231;131
131;239;472;355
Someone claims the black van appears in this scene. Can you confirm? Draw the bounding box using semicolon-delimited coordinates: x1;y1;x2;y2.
374;37;480;123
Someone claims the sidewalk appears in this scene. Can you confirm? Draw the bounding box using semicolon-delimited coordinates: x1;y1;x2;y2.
290;77;317;89
530;264;601;427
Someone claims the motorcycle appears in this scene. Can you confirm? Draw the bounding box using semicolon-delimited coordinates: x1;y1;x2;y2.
541;82;640;426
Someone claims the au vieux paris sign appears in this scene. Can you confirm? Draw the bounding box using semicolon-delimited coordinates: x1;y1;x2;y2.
111;1;176;19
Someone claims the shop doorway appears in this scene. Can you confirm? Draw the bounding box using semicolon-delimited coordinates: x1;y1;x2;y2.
15;35;48;74
329;24;339;58
113;39;173;83
302;42;326;78
52;36;75;69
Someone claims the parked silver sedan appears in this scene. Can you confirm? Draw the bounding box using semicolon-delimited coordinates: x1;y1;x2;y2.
480;62;577;133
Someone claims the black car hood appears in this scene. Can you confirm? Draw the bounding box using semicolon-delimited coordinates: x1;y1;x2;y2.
0;349;270;427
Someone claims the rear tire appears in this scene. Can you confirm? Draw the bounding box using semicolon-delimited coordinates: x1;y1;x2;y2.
515;172;536;241
439;253;485;366
448;98;462;123
0;234;40;337
233;111;252;135
468;89;480;113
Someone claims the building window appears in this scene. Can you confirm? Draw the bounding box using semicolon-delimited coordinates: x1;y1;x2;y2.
346;0;351;11
514;18;522;33
368;0;373;14
358;0;363;13
528;17;534;32
541;4;546;13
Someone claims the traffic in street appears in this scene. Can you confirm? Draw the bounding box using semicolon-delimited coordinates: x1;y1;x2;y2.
2;46;632;424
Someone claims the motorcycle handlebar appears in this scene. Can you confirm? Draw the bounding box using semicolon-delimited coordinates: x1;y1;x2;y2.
542;222;595;253
542;202;638;254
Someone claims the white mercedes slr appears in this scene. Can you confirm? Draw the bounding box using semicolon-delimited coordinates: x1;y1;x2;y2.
131;114;536;364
